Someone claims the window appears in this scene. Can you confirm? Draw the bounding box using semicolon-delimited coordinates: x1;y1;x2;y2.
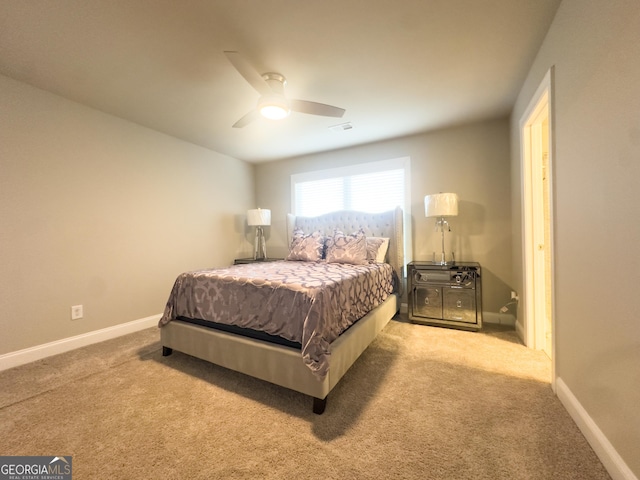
293;169;405;216
291;157;412;264
291;158;409;217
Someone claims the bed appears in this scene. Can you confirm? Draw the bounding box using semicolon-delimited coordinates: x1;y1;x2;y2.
159;207;404;414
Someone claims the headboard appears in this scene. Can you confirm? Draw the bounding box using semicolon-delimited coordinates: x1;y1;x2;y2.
286;207;404;294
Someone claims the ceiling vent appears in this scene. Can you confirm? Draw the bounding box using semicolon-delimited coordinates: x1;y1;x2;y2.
329;122;354;133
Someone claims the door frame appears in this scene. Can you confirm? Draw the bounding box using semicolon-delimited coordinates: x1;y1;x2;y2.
519;68;556;389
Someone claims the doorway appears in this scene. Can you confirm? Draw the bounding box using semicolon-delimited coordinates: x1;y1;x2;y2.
520;69;555;383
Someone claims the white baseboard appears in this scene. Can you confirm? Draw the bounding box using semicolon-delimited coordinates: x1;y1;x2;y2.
482;311;516;326
0;314;161;372
556;377;637;480
397;306;514;328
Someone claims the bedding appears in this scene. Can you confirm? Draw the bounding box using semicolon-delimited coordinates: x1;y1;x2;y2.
366;237;390;263
159;260;394;379
285;229;325;261
325;229;368;265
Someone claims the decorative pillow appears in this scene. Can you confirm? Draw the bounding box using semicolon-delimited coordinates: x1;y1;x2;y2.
286;229;325;262
325;229;368;265
366;237;390;263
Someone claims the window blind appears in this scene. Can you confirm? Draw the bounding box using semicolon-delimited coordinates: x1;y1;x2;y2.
293;168;405;216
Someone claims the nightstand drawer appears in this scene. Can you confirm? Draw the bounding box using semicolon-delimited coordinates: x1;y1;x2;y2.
412;286;443;319
443;287;477;323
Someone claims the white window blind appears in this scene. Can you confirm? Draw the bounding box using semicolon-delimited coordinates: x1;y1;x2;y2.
348;169;405;213
292;164;406;217
294;177;344;217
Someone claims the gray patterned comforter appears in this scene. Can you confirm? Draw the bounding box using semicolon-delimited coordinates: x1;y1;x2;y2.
158;260;394;379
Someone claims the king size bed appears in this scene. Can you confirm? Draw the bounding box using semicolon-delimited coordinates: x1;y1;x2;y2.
159;207;404;414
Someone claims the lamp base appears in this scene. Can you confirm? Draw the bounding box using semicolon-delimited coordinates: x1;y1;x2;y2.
434;217;455;265
433;252;456;266
254;226;267;260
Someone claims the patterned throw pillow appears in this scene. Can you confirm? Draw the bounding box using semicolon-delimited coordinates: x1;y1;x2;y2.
325;229;368;265
366;237;390;263
286;229;325;262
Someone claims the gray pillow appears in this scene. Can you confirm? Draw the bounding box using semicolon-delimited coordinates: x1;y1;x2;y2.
366;237;389;263
286;229;325;262
325;229;368;265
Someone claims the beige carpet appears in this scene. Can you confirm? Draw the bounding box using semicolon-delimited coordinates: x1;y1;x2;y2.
0;316;611;479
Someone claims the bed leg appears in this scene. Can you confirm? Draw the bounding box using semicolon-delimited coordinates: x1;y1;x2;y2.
162;346;173;356
313;397;327;415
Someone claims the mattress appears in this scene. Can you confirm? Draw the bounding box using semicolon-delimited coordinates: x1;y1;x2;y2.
175;316;303;349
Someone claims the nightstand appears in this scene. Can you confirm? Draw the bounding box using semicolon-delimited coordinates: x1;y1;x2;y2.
233;257;284;265
408;261;482;331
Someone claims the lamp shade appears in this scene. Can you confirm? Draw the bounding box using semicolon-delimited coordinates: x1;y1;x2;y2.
424;193;459;218
247;208;271;226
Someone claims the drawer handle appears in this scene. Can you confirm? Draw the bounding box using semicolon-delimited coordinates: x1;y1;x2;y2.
425;298;429;305
456;300;462;308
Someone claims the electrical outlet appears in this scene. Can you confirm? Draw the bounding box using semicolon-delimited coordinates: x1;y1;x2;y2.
71;305;83;320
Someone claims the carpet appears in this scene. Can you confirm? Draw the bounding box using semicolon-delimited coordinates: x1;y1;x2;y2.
0;316;611;479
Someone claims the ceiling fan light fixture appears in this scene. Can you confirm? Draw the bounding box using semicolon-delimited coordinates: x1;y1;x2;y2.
258;94;291;120
260;104;290;120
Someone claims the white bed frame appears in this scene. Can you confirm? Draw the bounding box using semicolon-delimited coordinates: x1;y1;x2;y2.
160;208;404;414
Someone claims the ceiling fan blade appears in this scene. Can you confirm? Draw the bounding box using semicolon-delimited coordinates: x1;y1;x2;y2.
232;109;261;128
224;51;272;96
290;99;345;118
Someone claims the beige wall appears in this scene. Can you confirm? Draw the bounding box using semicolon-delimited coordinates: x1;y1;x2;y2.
255;118;513;315
510;0;640;475
0;74;254;355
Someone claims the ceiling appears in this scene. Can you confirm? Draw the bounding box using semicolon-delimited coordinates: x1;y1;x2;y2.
0;0;561;163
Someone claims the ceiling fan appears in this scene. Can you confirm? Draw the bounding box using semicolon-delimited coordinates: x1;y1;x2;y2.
224;51;346;128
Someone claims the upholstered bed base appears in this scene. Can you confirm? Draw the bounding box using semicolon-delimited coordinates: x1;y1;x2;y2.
161;293;397;413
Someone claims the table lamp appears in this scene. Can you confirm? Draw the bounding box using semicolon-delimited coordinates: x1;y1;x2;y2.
247;208;271;260
424;193;458;265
